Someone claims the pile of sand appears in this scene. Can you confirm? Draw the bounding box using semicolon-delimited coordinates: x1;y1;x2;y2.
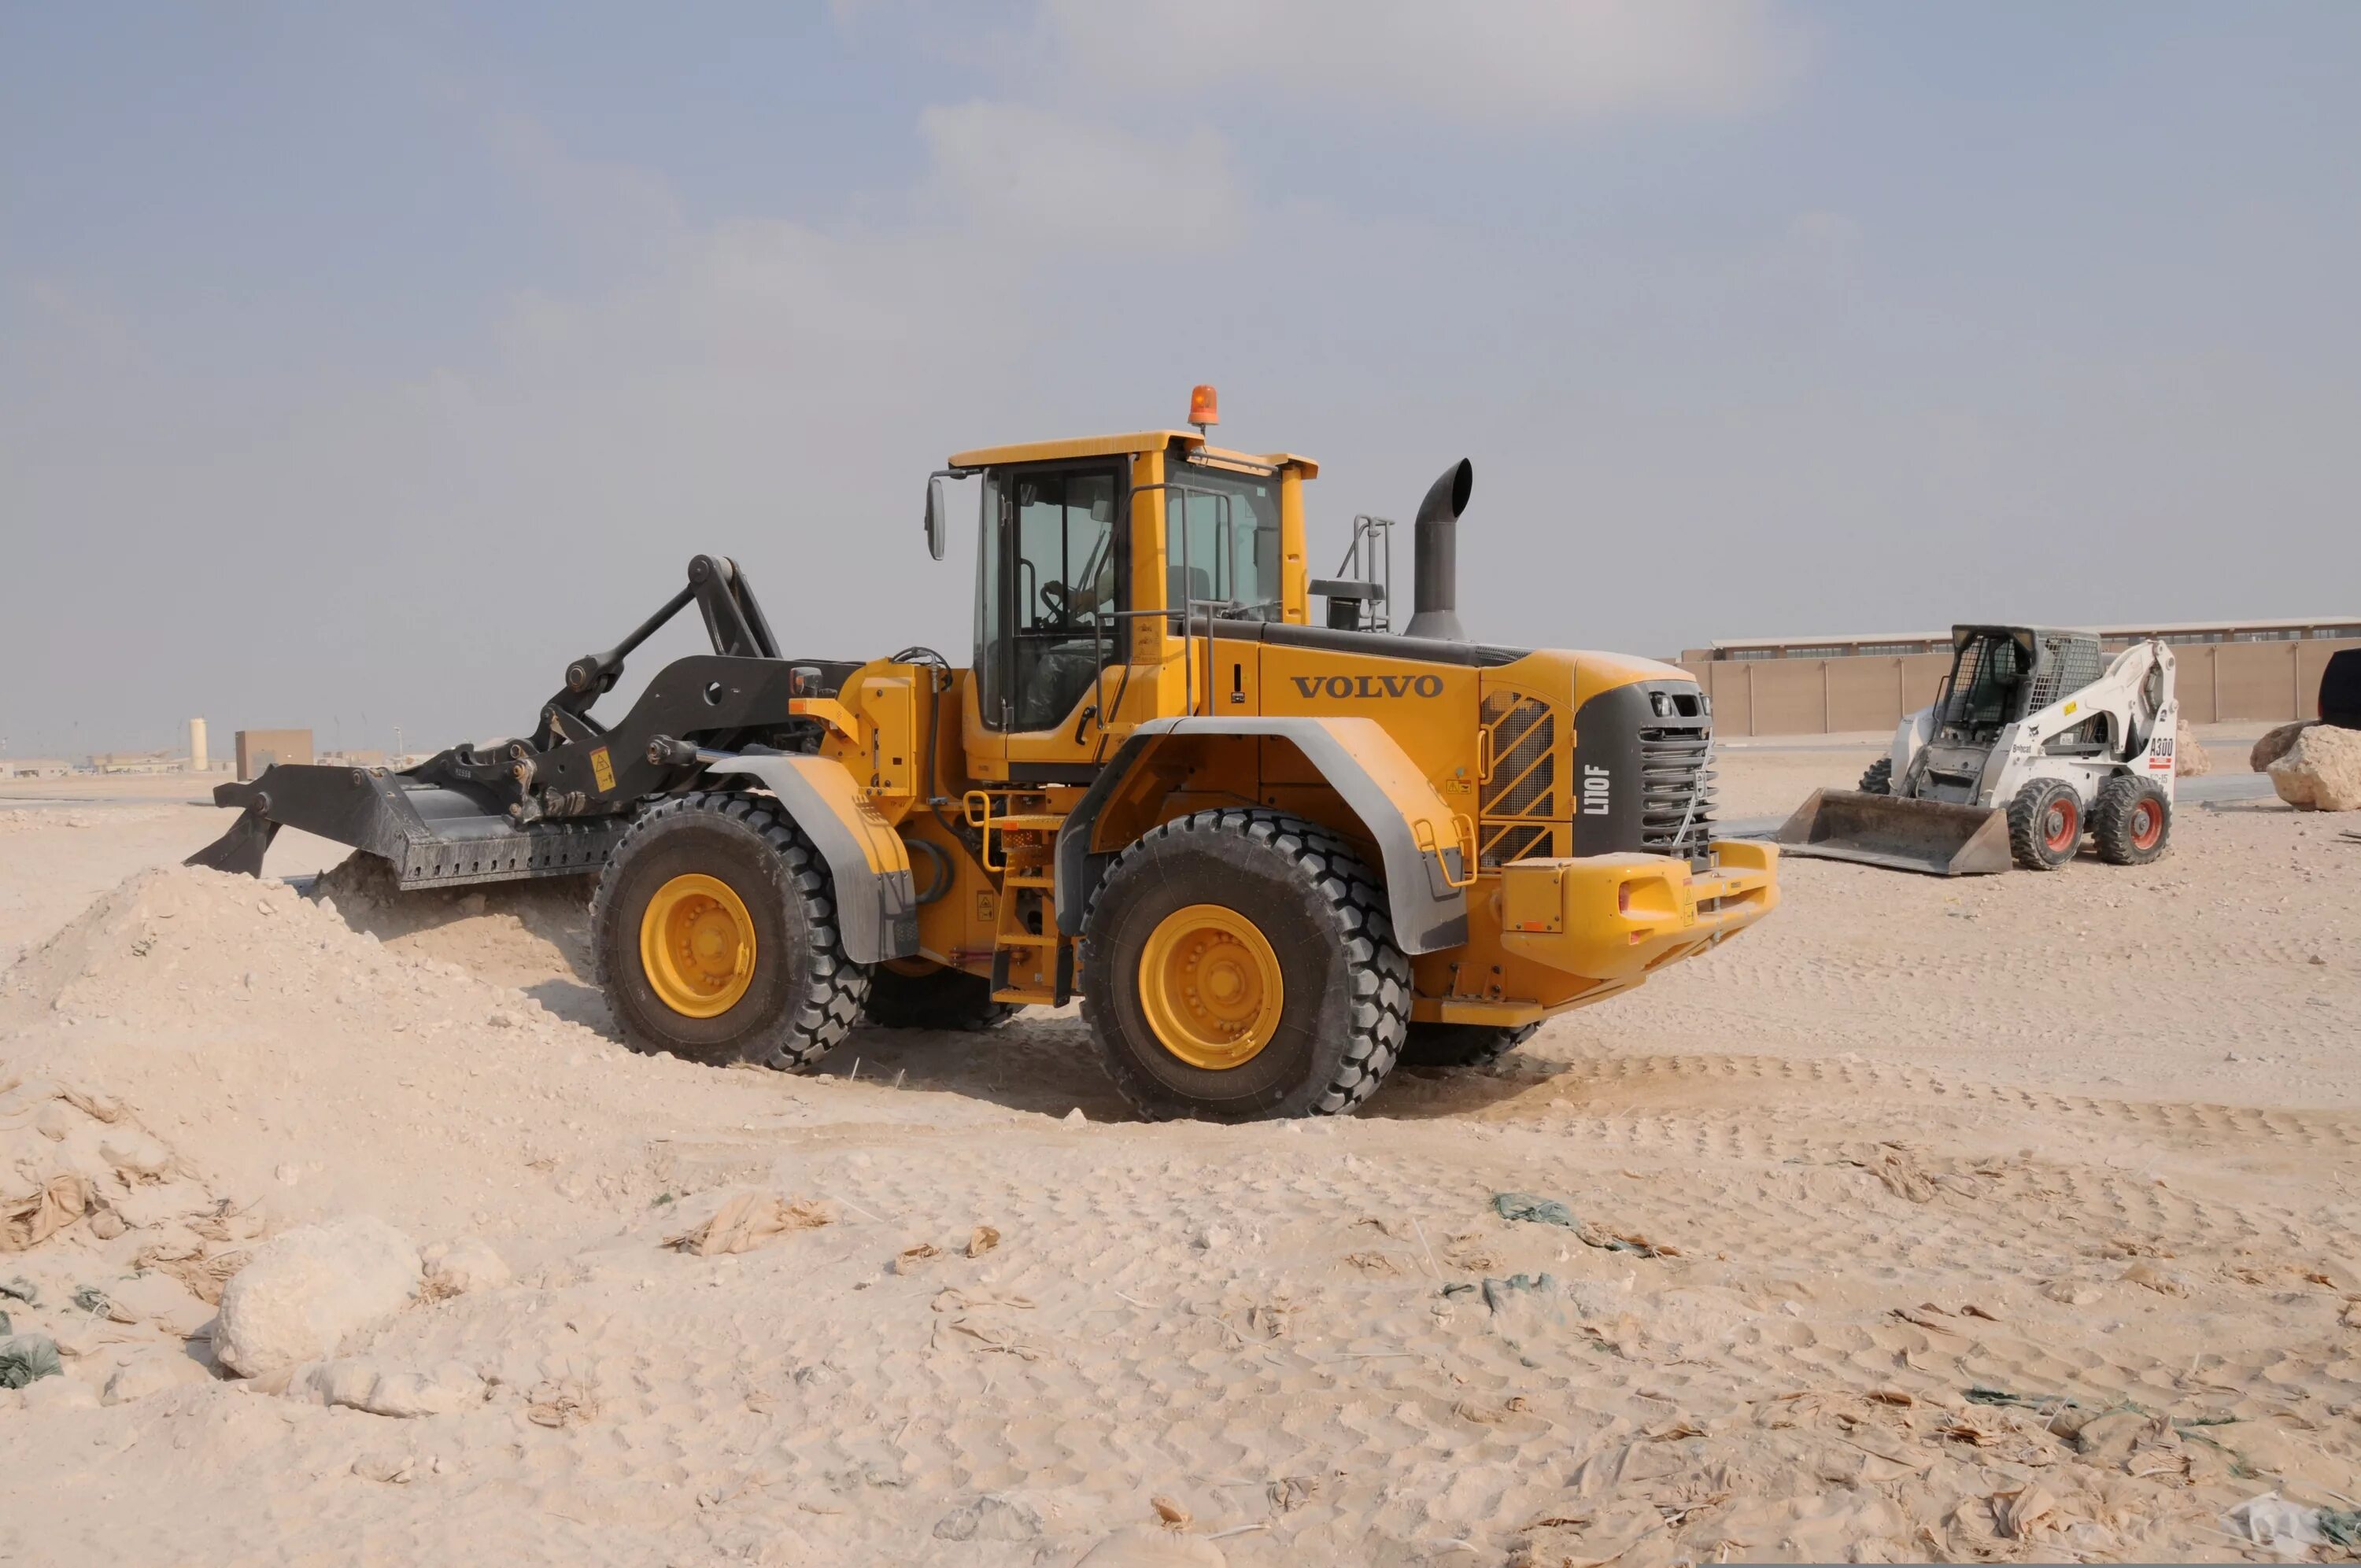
0;865;800;1250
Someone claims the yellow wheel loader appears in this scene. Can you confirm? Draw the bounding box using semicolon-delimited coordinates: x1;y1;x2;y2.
190;393;1779;1120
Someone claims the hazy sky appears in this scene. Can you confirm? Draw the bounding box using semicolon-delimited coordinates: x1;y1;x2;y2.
4;2;2357;758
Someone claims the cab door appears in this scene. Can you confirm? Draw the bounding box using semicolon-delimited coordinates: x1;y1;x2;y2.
965;463;1128;784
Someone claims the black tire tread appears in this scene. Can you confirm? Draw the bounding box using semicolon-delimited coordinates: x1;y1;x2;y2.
1081;808;1411;1120
2005;779;2079;873
1858;756;1893;795
2092;774;2171;865
590;791;868;1072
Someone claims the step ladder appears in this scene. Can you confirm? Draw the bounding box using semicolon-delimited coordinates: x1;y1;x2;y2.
964;792;1076;1006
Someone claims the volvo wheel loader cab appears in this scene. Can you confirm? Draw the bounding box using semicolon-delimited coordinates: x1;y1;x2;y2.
191;393;1780;1120
1779;625;2179;876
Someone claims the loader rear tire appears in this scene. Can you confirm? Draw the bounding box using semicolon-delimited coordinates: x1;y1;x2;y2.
592;791;869;1072
2007;779;2083;872
2093;776;2171;865
863;963;1019;1032
1399;1022;1539;1069
1858;757;1893;795
1080;809;1410;1122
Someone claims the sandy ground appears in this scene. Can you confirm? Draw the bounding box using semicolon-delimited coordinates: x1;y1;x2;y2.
1;744;2355;1566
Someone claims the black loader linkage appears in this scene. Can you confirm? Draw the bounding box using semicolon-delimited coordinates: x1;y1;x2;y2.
187;555;859;890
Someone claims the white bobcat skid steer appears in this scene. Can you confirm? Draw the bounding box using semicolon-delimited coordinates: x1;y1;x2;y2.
1779;626;2178;875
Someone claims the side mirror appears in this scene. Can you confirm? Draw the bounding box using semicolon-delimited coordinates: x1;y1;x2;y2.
922;476;948;562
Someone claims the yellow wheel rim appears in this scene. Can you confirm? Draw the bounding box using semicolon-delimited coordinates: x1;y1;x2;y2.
638;873;758;1018
1136;902;1284;1070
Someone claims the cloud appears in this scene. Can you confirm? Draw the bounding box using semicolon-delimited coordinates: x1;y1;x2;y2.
1037;0;1798;125
918;100;1239;251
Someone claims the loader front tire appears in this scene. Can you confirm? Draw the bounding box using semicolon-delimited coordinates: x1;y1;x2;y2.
863;963;1019;1032
1399;1022;1539;1069
1858;756;1893;795
592;791;868;1072
2007;779;2083;872
1081;809;1410;1122
2093;776;2171;865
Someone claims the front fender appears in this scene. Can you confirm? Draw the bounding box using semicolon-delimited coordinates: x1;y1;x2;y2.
1054;716;1470;954
702;755;918;963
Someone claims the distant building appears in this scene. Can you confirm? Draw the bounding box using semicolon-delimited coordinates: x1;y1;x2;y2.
1675;617;2360;737
235;729;314;780
320;749;388;769
1680;615;2361;664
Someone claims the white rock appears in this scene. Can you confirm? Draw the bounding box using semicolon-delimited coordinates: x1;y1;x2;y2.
421;1236;511;1296
1063;1107;1087;1125
32;1101;76;1142
213;1215;421;1378
99;1129;172;1182
2269;724;2361;812
102;1348;211;1404
301;1356;482;1418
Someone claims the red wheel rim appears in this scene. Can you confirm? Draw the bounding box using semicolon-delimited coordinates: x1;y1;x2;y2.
2043;798;2078;853
2131;799;2162;850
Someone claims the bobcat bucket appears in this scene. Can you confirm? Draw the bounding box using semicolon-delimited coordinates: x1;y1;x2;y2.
1775;788;2012;877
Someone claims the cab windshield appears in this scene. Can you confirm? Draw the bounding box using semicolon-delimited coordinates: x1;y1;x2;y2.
1166;460;1280;621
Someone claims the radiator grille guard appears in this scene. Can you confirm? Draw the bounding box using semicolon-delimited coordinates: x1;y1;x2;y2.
1638;725;1716;866
1478;691;1557;868
1569;679;1716;870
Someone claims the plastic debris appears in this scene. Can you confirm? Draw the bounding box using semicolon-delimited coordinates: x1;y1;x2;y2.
665;1192;831;1256
2226;1492;2329;1557
0;1333;63;1389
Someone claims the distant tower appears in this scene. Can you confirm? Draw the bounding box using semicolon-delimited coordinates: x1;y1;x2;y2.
188;718;209;773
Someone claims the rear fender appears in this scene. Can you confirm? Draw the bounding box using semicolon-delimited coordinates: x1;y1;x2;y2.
1054;716;1470;953
703;755;918;963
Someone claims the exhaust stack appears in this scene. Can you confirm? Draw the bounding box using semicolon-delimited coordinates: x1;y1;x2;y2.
1403;459;1473;641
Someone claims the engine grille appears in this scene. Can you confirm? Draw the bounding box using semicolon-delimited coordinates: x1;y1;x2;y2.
1479;691;1557;868
1638;724;1716;869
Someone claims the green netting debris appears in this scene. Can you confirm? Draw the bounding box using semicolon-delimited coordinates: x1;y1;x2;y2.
0;1277;36;1306
1491;1193;1676;1258
70;1285;111;1316
0;1333;62;1389
1441;1273;1561;1313
1494;1193;1577;1228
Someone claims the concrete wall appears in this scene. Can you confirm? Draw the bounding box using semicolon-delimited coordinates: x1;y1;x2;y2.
235;728;314;780
1681;639;2360;737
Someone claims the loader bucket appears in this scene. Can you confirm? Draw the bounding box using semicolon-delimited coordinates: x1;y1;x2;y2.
1774;788;2012;876
185;764;630;888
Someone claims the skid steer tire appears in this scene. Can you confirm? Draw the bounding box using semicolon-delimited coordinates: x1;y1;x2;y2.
863;964;1019;1032
1858;756;1893;795
2093;776;2171;865
1399;1022;1539;1069
2006;779;2083;872
1080;809;1410;1122
592;791;868;1072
